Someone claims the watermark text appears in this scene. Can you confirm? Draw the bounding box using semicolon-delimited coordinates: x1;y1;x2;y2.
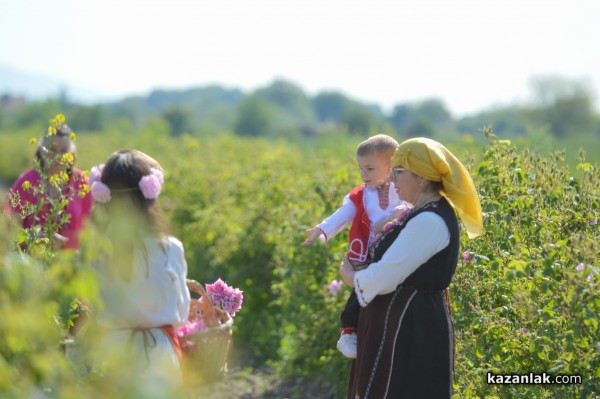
487;372;582;385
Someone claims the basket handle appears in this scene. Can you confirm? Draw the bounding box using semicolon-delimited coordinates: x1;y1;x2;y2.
186;279;218;323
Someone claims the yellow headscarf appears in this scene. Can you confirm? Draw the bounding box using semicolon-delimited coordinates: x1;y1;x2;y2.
393;137;483;239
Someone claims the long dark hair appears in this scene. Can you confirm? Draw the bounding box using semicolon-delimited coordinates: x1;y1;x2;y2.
95;149;169;281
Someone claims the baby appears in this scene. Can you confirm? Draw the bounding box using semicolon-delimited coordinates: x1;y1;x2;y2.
303;134;409;358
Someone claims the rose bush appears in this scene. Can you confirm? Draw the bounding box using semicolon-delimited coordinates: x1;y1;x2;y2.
1;122;598;398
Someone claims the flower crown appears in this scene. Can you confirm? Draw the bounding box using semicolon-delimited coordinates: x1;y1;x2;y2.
89;164;164;203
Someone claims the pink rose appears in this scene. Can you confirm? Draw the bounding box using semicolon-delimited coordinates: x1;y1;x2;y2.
328;280;343;295
176;319;207;337
151;168;164;184
89;164;104;186
91;181;111;203
462;251;474;264
206;278;244;316
139;174;162;199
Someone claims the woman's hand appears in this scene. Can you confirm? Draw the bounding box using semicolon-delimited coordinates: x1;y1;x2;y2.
339;256;356;287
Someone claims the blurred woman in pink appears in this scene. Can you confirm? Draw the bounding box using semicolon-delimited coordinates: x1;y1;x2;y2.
6;123;93;251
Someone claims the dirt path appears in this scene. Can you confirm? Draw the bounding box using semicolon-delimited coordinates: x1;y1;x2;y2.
188;366;340;399
185;349;341;399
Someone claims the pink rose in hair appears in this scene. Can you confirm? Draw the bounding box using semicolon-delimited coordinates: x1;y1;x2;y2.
91;181;111;203
89;164;104;186
151;168;164;184
139;173;162;199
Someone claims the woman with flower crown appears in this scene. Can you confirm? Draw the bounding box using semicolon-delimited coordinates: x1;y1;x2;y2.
88;149;192;397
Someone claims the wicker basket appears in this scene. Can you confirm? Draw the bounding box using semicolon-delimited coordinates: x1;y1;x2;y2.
179;282;233;386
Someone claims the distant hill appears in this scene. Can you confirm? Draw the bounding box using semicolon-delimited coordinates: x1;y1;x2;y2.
107;85;245;128
6;66;593;139
0;64;111;104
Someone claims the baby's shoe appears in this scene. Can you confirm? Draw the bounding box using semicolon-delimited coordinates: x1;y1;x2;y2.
337;332;357;359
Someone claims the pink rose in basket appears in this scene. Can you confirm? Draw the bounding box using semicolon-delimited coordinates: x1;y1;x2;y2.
177;318;207;337
205;278;244;317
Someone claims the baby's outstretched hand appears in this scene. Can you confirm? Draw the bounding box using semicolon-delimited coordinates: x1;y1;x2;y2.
302;227;322;246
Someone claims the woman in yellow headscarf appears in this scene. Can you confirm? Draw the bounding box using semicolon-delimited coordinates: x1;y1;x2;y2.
339;137;482;399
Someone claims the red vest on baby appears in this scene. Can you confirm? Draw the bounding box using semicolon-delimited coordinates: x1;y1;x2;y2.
347;185;371;263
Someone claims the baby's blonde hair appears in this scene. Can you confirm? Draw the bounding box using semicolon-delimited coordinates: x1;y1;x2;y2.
356;134;399;158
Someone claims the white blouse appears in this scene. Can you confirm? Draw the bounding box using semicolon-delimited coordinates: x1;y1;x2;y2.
353;212;450;306
318;183;406;243
93;235;192;396
96;235;191;330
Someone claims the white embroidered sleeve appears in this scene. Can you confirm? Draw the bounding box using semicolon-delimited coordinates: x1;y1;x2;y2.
318;193;356;242
354;212;450;306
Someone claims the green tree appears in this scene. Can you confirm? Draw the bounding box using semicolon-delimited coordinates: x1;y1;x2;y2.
10;100;61;129
254;80;316;135
162;106;193;136
234;95;274;136
312;91;349;123
389;98;453;136
67;104;106;132
255;80;313;118
526;75;597;137
457;106;527;136
390;104;412;133
341;102;374;134
414;99;452;128
407;118;435;137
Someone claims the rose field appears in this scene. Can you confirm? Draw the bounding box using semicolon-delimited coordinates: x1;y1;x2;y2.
0;124;598;399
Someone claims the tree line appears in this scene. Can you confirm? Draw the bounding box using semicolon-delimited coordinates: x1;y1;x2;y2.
1;75;598;139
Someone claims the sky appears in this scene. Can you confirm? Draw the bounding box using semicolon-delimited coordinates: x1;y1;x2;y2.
0;0;599;116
